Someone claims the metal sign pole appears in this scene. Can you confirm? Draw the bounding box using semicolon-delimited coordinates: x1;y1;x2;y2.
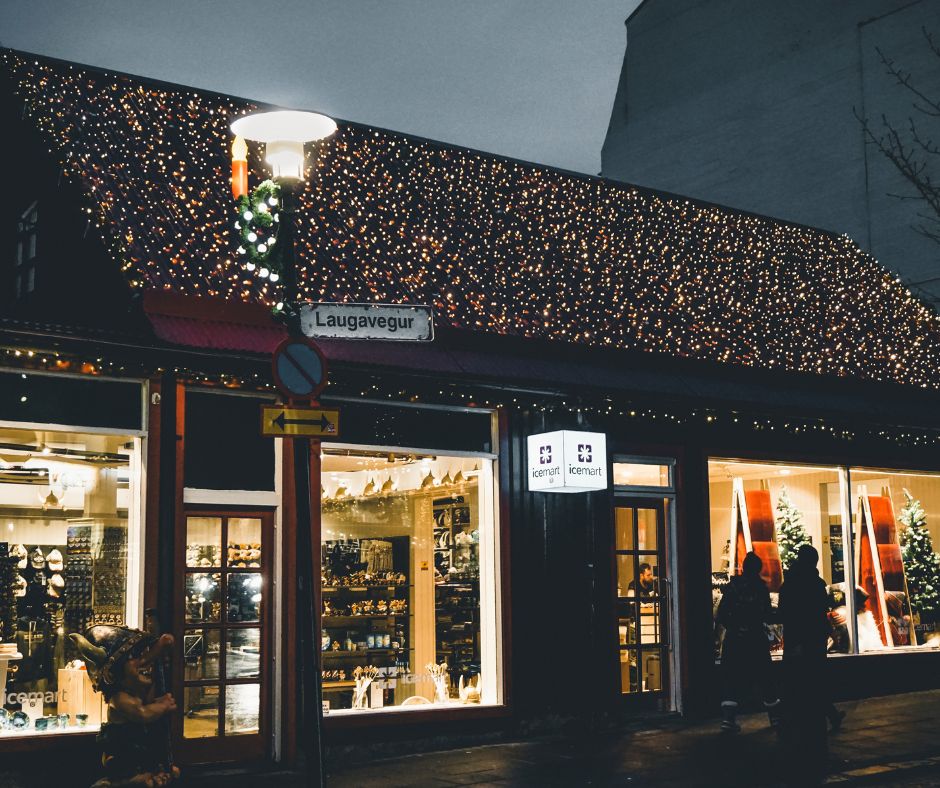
280;181;324;785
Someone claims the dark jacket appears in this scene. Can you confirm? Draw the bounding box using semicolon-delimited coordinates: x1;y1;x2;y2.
779;563;829;659
717;573;773;641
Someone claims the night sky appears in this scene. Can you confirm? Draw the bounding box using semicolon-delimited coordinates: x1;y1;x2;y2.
0;0;639;175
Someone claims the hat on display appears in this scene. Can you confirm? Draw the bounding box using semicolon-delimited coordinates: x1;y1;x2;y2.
46;549;64;572
47;573;65;598
13;575;26;597
12;545;27;569
29;547;45;569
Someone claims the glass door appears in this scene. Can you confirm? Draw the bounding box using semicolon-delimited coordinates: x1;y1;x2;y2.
175;511;272;762
613;499;670;702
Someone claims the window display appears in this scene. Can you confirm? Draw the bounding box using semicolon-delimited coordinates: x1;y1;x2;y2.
708;460;846;658
709;459;940;658
0;427;140;737
320;448;500;714
847;469;940;651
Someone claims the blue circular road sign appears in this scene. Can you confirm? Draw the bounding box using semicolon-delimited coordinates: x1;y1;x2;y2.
272;337;328;400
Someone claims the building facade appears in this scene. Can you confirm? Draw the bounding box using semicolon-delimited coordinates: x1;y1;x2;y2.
2;51;940;777
602;0;940;310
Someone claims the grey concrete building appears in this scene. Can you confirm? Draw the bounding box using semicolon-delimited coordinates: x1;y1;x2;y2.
602;0;940;308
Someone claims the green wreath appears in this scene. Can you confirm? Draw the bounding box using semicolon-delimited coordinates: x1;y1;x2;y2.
235;180;282;281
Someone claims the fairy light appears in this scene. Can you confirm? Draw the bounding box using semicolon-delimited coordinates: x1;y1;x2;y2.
3;51;940;397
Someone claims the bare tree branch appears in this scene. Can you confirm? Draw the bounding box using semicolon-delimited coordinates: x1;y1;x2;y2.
856;32;940;248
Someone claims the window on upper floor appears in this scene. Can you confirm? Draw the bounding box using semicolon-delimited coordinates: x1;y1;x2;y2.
15;202;39;300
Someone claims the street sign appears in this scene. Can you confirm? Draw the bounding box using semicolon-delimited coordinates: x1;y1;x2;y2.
300;302;434;342
261;405;340;438
272;337;328;400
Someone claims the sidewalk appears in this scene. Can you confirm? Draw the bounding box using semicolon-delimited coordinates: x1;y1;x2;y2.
318;689;940;787
29;688;939;787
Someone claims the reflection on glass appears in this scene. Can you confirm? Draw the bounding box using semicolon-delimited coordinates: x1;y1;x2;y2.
225;684;260;735
616;555;635;598
228;518;262;568
620;651;636;694
185;573;221;624
613;463;670;487
226;628;261;679
638;600;661;644
183;629;221;681
183;685;220;738
637;508;658;551
227;573;262;622
639;650;662;691
617;601;637;645
615;508;634;551
186;517;222;567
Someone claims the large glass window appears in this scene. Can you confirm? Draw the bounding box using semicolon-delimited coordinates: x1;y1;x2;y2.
709;458;940;658
0;425;141;737
708;459;847;658
848;469;940;651
320;447;500;714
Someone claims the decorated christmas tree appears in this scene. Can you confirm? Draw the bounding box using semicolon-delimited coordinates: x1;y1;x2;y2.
899;489;940;623
775;485;811;572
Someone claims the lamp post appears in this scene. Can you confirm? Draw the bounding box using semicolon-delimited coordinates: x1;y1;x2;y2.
230;109;336;785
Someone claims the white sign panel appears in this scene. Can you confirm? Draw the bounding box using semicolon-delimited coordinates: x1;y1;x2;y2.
300;302;434;342
526;430;607;493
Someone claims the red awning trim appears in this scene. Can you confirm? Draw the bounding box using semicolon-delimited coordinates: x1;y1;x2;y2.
142;291;286;354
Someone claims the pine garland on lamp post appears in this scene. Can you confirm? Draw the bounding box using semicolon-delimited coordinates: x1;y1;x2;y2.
775;485;811;572
899;489;940;626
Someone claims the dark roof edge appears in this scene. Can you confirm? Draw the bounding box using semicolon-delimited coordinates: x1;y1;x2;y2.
626;0;652;27
1;47;856;245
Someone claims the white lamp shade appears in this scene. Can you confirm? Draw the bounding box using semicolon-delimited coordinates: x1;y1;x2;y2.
230;110;337;144
231;110;336;181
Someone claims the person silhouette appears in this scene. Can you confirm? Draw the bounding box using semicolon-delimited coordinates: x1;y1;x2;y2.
715;551;781;733
779;543;830;784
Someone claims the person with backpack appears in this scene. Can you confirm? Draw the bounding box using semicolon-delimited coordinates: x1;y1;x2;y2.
715;550;781;733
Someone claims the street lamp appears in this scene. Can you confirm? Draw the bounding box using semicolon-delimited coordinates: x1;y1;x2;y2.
230;110;337;180
230;109;336;785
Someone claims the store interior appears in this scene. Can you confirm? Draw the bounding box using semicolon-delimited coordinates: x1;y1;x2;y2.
320;448;498;714
0;427;137;736
708;459;940;657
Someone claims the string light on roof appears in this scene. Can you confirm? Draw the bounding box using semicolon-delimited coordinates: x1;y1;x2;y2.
4;51;940;391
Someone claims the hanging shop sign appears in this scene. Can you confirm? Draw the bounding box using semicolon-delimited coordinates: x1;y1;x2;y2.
272;337;329;400
300;303;434;342
261;404;341;438
526;430;608;493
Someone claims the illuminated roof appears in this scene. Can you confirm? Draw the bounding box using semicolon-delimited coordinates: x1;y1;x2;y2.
5;50;940;390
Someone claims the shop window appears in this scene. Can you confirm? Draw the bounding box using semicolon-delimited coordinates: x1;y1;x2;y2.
0;425;141;737
14;202;38;301
846;469;940;651
707;459;847;659
320;400;493;454
320;447;501;714
613;462;671;488
0;372;143;432
184;392;275;491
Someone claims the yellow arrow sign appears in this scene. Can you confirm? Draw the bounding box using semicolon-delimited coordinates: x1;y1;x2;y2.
261;405;341;438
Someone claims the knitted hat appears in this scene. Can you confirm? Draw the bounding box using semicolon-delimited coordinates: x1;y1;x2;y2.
69;625;156;700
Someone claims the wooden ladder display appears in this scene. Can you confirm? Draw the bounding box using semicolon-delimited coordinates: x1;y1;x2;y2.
729;478;783;592
854;485;916;647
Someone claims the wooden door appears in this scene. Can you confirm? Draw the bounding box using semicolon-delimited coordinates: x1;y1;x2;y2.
612;498;671;705
174;509;273;763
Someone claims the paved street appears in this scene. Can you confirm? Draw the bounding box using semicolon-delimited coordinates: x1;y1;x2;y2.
176;689;940;787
